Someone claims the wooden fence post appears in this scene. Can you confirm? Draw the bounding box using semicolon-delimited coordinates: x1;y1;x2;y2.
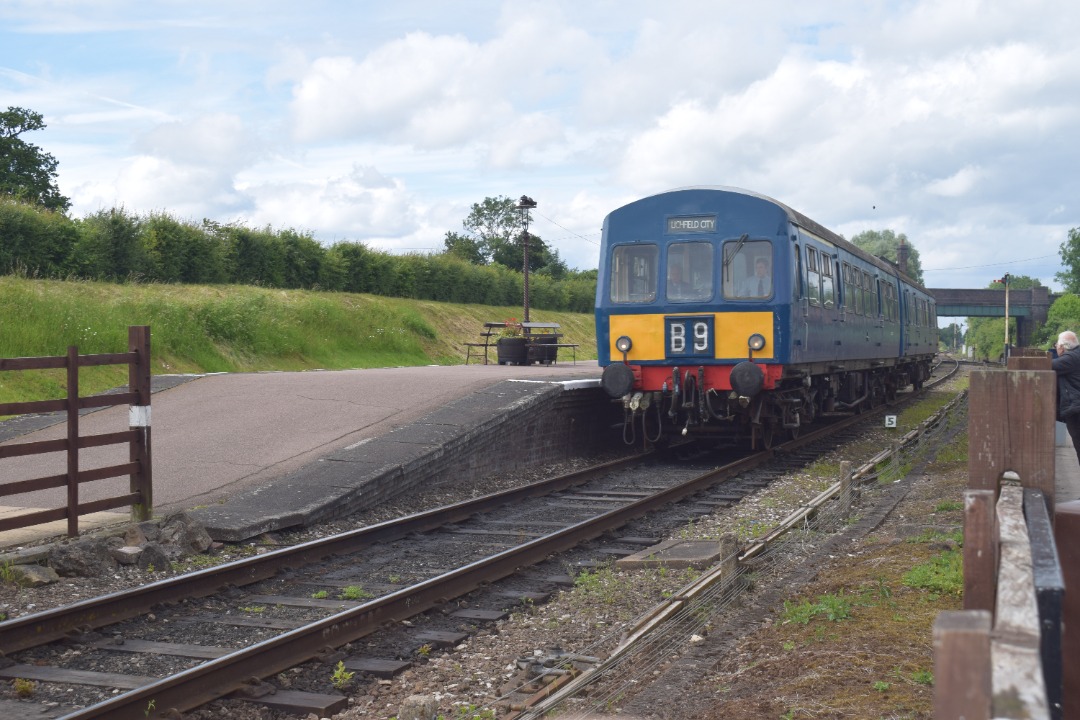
1054;500;1080;720
934;610;991;719
964;489;997;612
967;368;1056;502
839;460;856;514
128;326;152;521
66;345;79;537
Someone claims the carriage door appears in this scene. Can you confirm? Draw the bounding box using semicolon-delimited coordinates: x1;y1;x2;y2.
800;245;836;362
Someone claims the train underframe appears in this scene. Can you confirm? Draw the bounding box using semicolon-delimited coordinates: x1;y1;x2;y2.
614;357;934;450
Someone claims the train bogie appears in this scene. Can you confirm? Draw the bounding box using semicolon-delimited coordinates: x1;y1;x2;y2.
595;187;936;448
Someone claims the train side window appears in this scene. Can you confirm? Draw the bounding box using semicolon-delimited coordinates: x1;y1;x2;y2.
889;284;898;322
863;271;873;317
610;244;658;303
856;269;865;315
843;263;860;314
806;247;821;305
821;257;835;308
666;242;714;302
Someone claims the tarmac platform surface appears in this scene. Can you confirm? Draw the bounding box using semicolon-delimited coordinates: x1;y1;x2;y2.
0;362;602;548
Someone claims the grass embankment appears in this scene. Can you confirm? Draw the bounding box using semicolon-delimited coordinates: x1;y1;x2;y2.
0;276;598;405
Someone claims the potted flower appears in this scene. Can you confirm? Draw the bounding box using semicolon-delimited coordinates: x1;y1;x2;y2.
528;333;558;365
496;318;527;365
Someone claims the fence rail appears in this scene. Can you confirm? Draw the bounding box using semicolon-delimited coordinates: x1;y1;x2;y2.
934;357;1077;720
0;326;152;537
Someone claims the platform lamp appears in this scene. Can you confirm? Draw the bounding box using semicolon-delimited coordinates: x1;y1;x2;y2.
517;195;537;323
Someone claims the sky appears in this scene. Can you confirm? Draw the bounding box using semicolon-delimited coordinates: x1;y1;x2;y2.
2;0;1078;303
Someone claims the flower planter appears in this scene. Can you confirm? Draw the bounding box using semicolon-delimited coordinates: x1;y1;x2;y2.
528;335;559;365
496;337;528;365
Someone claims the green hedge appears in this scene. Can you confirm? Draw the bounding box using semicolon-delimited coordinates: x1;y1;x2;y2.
0;198;596;312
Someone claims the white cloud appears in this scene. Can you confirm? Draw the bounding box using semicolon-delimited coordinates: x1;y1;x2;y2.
3;0;1079;284
236;162;419;241
290;35;477;144
926;166;982;197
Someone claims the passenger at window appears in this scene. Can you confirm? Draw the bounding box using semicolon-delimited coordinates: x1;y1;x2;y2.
667;265;691;299
740;257;772;297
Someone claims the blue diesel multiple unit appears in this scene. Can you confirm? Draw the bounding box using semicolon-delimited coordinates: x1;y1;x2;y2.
596;187;936;448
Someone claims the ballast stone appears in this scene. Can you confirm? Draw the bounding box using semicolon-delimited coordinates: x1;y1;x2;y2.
9;563;60;587
397;694;438;720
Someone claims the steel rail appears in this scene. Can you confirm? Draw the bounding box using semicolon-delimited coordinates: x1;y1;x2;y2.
56;446;787;719
55;401;906;719
0;452;648;655
516;358;964;718
17;361;959;718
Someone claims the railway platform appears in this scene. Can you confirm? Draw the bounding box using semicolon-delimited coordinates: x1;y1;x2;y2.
0;363;603;550
1057;425;1080;503
4;367;1080;551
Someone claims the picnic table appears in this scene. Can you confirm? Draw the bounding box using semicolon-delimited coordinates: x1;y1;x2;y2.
464;322;578;365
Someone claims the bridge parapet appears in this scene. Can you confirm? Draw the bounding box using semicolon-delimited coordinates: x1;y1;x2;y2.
929;287;1052;348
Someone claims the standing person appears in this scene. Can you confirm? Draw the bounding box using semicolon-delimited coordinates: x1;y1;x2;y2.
1053;330;1080;465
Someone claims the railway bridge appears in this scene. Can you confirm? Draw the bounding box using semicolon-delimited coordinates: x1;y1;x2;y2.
928;286;1053;348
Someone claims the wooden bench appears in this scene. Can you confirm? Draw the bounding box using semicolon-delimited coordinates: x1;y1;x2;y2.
534;342;578;364
464;331;498;365
466;322;515;365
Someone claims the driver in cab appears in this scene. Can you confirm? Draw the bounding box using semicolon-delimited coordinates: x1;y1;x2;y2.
740;257;772;297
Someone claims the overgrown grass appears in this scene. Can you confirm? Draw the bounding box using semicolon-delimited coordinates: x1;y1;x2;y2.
0;276;598;406
781;592;853;625
903;550;963;596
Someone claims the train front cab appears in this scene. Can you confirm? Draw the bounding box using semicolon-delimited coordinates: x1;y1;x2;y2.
596;191;795;445
602;239;783;381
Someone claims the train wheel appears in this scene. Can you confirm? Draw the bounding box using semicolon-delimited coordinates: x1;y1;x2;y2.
789;418;801;440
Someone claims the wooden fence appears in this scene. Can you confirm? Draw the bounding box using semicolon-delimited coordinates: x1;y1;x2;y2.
0;326;152;537
934;356;1080;719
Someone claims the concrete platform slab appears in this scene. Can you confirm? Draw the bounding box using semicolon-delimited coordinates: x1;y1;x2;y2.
616;538;728;570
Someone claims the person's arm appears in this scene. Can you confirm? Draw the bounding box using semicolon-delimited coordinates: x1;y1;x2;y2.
1053;349;1079;373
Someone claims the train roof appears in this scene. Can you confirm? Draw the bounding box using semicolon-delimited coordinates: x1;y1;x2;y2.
644;186;929;293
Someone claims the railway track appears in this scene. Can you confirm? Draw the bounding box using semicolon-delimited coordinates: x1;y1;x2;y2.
0;360;959;719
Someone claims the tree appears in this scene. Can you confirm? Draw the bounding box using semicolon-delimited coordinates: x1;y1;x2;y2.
938;322;963;350
1056;227;1080;293
988;274;1041;291
1035;293;1080;348
443;231;485;265
849;229;923;285
446;195;558;273
0;106;70;212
